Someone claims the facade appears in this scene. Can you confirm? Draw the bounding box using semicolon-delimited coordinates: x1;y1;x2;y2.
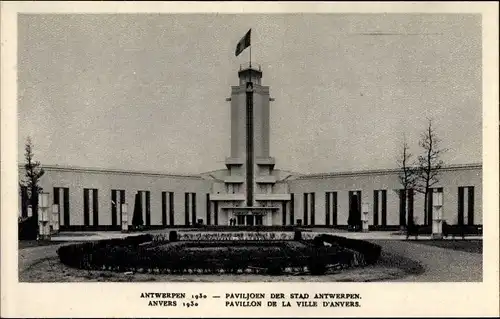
18;65;482;229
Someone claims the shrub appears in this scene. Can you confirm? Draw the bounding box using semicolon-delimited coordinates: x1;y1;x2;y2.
57;233;371;275
313;234;381;265
177;231;302;241
308;258;327;275
266;260;283;275
57;234;153;270
294;230;302;241
169;231;178;242
19;216;38;240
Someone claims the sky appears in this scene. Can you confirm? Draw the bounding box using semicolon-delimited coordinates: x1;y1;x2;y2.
17;13;482;174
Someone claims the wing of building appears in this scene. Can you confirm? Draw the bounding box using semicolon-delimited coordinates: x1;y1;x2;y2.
18;64;482;230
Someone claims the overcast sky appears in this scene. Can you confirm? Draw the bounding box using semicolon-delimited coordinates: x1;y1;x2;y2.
17;13;482;174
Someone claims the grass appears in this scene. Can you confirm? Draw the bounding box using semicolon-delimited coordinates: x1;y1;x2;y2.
19;254;412;282
408;239;482;254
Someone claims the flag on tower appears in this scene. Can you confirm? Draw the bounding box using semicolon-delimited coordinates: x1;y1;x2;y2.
235;29;251;57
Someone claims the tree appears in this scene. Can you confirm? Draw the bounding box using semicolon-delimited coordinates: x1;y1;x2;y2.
19;137;45;222
416;119;447;225
396;134;417;227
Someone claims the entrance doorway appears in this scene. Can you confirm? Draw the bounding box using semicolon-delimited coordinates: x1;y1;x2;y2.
246;215;254;226
255;215;263;225
237;215;245;225
235;214;265;226
348;191;362;230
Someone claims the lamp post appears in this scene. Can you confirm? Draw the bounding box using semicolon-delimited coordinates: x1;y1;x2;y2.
38;192;50;240
121;203;128;233
361;203;370;232
431;192;444;240
51;204;60;234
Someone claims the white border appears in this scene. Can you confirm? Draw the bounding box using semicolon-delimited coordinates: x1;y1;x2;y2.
1;2;499;317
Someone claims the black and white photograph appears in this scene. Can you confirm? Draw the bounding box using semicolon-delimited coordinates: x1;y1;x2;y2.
1;1;499;318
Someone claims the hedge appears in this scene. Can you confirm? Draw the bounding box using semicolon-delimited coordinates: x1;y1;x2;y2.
57;233;381;275
56;234;153;269
19;216;38;240
313;234;381;265
406;223;482;237
156;231;316;242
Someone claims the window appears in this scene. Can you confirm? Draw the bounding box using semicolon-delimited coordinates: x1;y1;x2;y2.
184;192;196;225
83;188;99;226
373;190;387;226
191;193;197;225
458;186;475;225
282;201;287;226
255;215;263;225
325;192;338;226
399;189;414;226
303;193;308;226
303;193;315;226
162;192;174;226
184;193;189;225
237;215;245;225
136;191;151;226
213;202;219;226
206;193;211;226
348;191;362;227
54;187;70;227
111;189;125;227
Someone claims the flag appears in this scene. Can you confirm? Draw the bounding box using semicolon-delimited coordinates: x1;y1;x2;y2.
235;29;251;57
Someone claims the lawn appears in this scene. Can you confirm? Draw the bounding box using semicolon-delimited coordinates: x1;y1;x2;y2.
19;251;419;282
408;240;482;254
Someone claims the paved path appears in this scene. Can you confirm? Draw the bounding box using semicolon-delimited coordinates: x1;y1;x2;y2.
50;230;482;242
371;240;482;282
18;244;65;274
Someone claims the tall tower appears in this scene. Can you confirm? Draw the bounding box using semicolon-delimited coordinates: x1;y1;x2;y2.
210;63;290;226
228;64;274;206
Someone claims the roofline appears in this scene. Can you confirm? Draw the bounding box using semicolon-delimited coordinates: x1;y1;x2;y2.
297;163;482;180
17;162;482;180
17;163;204;180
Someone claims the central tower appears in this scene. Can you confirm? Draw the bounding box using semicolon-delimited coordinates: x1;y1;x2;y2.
228;64;272;206
209;63;291;226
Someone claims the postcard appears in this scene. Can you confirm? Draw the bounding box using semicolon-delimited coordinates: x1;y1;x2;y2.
1;1;499;318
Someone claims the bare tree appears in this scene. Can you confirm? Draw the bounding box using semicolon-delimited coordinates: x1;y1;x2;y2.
416;119;447;225
396;134;417;227
19;136;45;221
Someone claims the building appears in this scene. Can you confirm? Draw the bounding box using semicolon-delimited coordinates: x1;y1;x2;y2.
18;64;482;230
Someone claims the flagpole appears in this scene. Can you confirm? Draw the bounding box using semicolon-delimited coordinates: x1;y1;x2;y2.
249;45;252;69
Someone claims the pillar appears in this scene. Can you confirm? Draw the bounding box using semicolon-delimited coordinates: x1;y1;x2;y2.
432;192;444;239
